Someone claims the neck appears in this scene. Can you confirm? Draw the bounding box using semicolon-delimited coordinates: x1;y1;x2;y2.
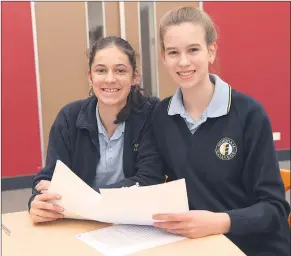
181;75;214;120
98;101;126;138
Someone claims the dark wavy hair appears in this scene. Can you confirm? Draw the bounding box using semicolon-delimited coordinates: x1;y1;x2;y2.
88;36;148;124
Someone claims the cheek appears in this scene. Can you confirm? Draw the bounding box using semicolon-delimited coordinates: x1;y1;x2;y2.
91;74;104;86
164;58;176;70
120;79;132;96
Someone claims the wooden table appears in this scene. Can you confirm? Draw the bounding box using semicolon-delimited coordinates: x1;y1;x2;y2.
2;211;245;256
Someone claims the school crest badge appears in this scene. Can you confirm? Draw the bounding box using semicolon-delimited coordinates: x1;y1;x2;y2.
215;137;237;160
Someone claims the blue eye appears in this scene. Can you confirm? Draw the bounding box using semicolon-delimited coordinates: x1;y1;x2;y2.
168;51;178;55
189;48;199;52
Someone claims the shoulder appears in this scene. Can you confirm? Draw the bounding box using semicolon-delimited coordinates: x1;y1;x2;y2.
231;89;270;127
139;96;161;115
54;97;95;125
152;96;173;118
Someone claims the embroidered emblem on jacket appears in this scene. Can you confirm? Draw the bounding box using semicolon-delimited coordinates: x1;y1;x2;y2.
215;137;237;160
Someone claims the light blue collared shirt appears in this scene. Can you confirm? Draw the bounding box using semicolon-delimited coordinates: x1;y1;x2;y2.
93;103;125;188
168;74;231;134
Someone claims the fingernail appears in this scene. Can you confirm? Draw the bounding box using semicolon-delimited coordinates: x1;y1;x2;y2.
56;195;61;199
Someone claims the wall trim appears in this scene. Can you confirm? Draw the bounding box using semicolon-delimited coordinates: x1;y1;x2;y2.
153;2;160;98
1;150;289;191
102;1;106;36
30;2;45;167
2;175;34;191
119;1;126;39
277;149;290;162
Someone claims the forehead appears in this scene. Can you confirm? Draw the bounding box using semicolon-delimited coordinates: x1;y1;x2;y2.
93;46;130;65
163;22;206;48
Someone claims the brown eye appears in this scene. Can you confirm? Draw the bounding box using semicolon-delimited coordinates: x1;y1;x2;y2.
116;69;126;73
96;69;106;73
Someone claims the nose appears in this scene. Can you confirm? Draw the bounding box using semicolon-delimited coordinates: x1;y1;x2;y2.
178;53;190;67
104;71;116;83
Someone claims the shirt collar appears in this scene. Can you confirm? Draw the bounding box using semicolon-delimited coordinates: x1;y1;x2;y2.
96;103;125;139
168;74;232;118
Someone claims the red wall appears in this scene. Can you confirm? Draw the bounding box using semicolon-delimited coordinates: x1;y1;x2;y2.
204;2;290;150
2;2;42;177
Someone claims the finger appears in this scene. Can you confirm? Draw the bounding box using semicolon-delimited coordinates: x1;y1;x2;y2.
30;208;64;219
152;213;192;222
40;189;48;194
165;228;190;237
31;200;64;213
31;214;58;224
35;193;61;202
35;181;42;191
153;221;191;230
36;180;50;191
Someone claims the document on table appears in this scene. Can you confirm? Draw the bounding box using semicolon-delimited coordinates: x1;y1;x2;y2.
76;224;186;256
48;160;189;225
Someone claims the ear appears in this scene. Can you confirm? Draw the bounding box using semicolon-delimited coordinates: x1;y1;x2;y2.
132;70;140;85
88;70;93;85
208;42;217;64
161;50;166;65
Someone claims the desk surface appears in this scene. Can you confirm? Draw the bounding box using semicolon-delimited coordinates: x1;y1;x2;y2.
2;211;245;256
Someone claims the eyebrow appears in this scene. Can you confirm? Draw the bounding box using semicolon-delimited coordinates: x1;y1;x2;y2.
165;43;202;51
93;64;128;68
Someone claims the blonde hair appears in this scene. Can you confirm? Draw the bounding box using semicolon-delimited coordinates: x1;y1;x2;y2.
159;6;218;51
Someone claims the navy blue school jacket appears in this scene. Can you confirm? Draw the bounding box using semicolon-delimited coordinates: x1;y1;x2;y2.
28;94;165;208
152;88;290;256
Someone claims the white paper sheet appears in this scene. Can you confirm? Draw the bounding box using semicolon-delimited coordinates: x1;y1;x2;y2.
48;160;102;220
98;179;189;225
76;225;186;256
48;160;189;225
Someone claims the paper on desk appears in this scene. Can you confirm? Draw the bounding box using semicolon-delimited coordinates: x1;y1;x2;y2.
48;160;189;225
76;224;186;256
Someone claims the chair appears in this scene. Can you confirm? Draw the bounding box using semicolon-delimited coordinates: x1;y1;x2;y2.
280;169;291;227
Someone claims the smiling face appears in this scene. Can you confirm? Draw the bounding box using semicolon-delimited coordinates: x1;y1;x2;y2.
162;22;216;90
89;45;134;107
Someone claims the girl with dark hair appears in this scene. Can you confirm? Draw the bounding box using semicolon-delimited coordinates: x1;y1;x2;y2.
28;36;165;224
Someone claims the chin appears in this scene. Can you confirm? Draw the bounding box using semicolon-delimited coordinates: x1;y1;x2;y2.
98;96;126;107
178;80;199;90
100;99;120;106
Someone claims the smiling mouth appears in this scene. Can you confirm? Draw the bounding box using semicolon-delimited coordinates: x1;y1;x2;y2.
176;70;196;80
177;70;196;76
101;88;121;93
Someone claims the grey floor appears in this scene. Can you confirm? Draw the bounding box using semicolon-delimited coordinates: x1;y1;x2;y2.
1;161;290;214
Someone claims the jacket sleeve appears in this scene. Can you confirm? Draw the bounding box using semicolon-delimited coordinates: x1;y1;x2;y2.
28;110;72;209
225;106;290;235
102;101;166;189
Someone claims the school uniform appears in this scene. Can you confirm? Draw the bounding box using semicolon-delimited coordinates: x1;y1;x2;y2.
152;74;290;255
28;92;165;208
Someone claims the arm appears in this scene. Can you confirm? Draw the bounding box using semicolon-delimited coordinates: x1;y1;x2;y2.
101;101;166;189
225;106;290;235
152;105;289;239
28;110;71;209
102;122;166;189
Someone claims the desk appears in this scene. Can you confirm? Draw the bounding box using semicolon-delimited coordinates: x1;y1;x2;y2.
2;211;245;256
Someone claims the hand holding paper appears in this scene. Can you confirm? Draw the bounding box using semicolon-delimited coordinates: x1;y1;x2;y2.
48;160;189;225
